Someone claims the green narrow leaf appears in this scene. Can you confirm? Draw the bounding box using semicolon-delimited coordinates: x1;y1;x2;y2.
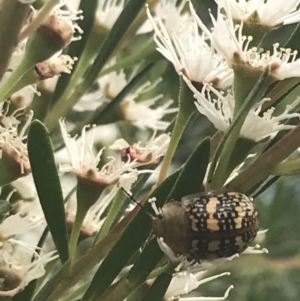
27;120;69;263
127;239;162;284
139;273;172;301
168;137;210;200
81;169;181;301
99;239;162;301
282;23;300;51
250;176;280;198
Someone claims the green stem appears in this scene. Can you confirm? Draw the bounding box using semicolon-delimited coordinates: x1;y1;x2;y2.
19;0;60;41
157;78;195;185
207;68;271;190
94;190;125;244
0;0;30;80
60;282;90;301
68;200;89;267
0;57;32;102
271;159;300;175
147;260;174;278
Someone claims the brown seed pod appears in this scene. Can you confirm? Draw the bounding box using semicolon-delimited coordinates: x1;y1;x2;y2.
152;191;259;260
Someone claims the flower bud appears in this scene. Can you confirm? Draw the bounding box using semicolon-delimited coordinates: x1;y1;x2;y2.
25;12;74;65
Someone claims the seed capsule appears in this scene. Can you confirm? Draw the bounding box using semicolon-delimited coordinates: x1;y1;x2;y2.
152;191;259;260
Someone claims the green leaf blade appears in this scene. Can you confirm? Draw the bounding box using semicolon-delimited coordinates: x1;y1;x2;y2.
168;137;210;200
27;120;69;263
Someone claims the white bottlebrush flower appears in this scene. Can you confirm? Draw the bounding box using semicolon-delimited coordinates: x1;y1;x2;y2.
189;2;300;80
74;69;177;130
10;176;46;228
0;215;32;243
35;54;76;79
0;189;44;252
0;246;57;297
110;131;170;165
146;6;233;89
189;1;247;68
96;0;125;30
120;98;178;130
165;270;233;301
139;0;193;35
0;104;32;174
184;77;300;142
99;69;129;100
217;0;300;27
65;184;136;237
100;70;177;130
67;0;124;31
51;0;84;39
59;119;144;190
11;175;38;201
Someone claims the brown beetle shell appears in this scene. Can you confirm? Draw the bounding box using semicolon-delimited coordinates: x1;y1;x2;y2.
152;191;259;260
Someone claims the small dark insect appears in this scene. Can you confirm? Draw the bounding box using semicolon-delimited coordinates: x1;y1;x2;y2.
152;191;259;260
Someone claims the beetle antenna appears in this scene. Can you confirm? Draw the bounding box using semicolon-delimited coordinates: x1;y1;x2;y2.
121;188;155;219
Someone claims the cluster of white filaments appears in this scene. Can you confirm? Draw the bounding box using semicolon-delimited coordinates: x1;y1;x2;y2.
165;270;233;301
0;246;57;297
184;78;300;142
60;119;170;190
147;0;300;143
53;0;84;38
189;2;300;79
146;6;233;89
217;0;300;26
0;104;33;174
0;190;57;297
